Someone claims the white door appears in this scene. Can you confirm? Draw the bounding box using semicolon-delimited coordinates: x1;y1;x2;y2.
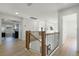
62;13;77;52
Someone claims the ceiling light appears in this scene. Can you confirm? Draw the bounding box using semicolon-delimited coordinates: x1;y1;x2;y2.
16;12;19;15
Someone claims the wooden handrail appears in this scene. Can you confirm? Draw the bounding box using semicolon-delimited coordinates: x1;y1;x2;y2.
26;31;30;50
26;31;47;56
30;33;41;42
46;32;60;35
41;31;46;56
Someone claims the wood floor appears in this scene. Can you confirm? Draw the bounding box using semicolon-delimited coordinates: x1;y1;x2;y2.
0;37;79;56
0;37;41;56
53;37;78;56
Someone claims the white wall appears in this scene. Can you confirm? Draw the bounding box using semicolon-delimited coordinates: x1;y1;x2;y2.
38;12;58;33
22;18;43;40
0;19;1;44
62;13;77;49
58;5;79;51
77;10;79;52
63;13;77;40
22;18;36;40
46;19;58;33
39;20;45;31
19;21;23;40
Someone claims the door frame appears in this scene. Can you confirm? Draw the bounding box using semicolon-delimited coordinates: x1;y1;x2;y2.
58;7;78;48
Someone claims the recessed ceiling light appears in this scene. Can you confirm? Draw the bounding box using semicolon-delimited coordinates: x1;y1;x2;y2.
16;12;19;15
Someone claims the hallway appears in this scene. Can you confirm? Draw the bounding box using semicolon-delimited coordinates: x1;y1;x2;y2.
0;3;79;56
0;37;41;56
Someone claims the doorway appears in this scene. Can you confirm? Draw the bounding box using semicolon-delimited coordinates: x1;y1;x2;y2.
62;13;77;55
1;19;20;41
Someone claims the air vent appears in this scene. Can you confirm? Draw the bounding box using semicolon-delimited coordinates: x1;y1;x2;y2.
27;3;32;6
11;20;17;22
30;17;38;20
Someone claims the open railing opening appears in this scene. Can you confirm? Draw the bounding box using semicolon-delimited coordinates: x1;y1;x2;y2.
25;31;59;56
46;32;60;55
30;31;41;55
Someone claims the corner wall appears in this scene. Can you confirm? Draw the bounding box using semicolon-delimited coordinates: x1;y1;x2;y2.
58;5;79;51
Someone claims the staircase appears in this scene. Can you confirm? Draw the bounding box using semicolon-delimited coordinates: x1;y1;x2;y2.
25;31;59;56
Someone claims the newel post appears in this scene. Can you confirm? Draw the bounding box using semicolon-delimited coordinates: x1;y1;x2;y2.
41;31;46;56
26;31;30;50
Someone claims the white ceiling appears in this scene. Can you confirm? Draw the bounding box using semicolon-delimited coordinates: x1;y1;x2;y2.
0;3;78;19
2;19;20;26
